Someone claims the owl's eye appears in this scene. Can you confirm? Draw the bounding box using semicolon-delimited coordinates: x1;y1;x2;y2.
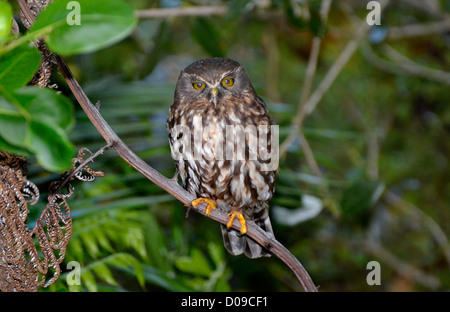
221;78;235;87
192;82;205;90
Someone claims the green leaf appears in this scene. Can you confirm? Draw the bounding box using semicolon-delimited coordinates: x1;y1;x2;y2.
31;0;137;55
190;17;226;58
283;0;307;30
14;86;74;131
207;242;224;267
27;120;74;172
107;253;145;289
141;265;195;292
0;1;13;44
0;44;41;90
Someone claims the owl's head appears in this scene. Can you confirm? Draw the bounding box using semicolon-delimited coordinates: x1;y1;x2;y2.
174;58;255;106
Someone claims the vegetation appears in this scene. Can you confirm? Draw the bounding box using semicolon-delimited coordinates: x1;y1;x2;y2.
0;0;448;291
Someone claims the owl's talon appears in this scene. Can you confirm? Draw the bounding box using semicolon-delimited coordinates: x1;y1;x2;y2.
191;198;216;216
227;211;247;234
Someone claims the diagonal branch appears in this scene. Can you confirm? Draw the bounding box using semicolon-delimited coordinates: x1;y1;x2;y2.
18;0;317;292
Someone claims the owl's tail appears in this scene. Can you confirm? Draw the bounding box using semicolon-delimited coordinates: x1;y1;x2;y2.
220;205;274;259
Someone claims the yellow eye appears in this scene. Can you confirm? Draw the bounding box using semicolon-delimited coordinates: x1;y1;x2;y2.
221;78;234;87
192;82;205;90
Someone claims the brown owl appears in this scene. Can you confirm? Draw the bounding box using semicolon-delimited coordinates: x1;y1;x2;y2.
167;58;277;258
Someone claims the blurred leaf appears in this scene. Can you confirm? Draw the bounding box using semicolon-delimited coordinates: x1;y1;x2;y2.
80;230;100;258
282;0;307;29
141;265;195;292
226;0;252;19
0;87;74;171
190;17;226;58
14;86;74;131
143;210;171;273
175;248;213;277
81;269;97;292
91;262;118;286
207;242;224;268
0;135;31;156
137;20;171;79
0;113;28;148
273;194;323;226
0;44;41;90
28;120;74;172
31;0;137;55
107;253;145;289
308;0;325;37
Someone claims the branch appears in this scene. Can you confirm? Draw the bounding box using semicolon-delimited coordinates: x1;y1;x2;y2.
17;1;317;292
136;6;227;19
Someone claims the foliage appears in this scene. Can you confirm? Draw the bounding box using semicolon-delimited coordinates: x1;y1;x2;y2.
1;0;449;292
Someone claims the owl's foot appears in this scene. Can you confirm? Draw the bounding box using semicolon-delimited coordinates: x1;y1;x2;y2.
227;211;247;234
191;198;216;216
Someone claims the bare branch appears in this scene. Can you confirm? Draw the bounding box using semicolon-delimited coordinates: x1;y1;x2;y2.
136;6;227;19
280;0;391;158
387;19;450;40
17;1;317;292
362;43;450;85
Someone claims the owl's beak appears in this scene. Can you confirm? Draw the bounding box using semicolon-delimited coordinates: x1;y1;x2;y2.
209;87;219;106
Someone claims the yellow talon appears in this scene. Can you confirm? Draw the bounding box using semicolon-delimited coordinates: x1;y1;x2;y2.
191;198;216;216
227;211;247;234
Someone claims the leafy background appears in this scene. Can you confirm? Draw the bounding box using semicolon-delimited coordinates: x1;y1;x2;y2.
3;0;449;291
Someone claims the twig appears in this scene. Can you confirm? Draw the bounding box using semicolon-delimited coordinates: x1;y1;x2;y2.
136;6;228;19
17;0;317;292
387;19;450;40
54;144;112;195
384;191;450;268
279;0;332;158
364;238;441;290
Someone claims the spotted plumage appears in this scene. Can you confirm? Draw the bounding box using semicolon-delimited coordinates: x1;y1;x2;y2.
167;58;277;258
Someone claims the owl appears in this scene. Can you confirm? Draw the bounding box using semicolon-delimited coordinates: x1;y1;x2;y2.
167;58;277;258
